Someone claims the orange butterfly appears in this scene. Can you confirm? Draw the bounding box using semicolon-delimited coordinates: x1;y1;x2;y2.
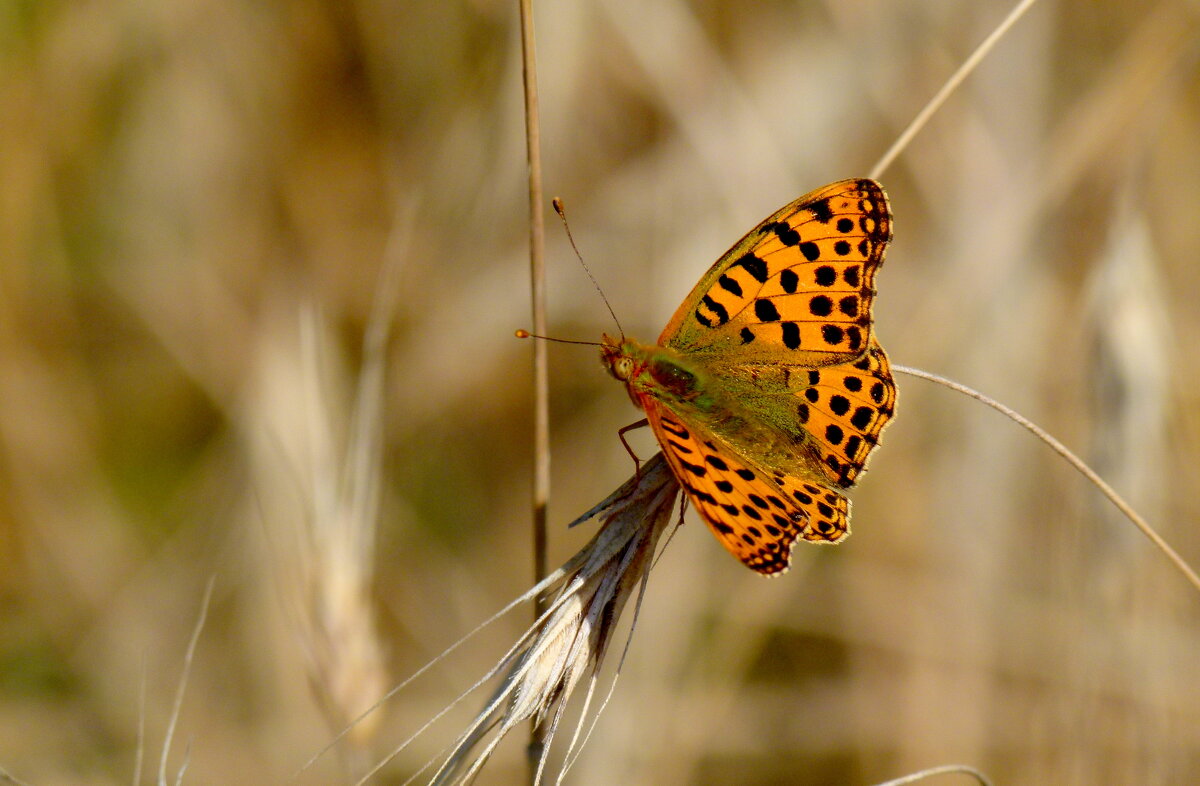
602;179;896;575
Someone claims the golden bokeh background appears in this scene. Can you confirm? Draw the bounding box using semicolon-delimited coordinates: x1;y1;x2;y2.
2;0;1199;783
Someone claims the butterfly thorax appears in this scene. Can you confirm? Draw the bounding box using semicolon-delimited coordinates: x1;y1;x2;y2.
600;334;714;412
602;330;876;490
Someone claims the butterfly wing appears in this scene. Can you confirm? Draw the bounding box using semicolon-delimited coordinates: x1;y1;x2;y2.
739;336;896;488
660;179;891;368
660;179;895;489
624;179;894;572
642;397;851;575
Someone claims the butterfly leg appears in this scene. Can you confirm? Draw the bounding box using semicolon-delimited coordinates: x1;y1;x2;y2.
617;418;650;481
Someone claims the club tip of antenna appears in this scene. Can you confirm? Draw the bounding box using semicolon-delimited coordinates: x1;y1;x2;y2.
552;197;565;216
514;329;531;338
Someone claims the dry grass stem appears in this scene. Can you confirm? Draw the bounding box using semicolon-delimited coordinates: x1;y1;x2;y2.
0;766;33;786
157;577;214;786
134;655;147;786
873;764;994;786
519;0;551;591
895;365;1200;594
518;0;552;770
351;454;679;784
869;0;1044;180
436;454;677;784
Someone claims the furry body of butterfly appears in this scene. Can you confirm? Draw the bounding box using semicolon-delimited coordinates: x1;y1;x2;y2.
603;337;833;486
601;179;897;575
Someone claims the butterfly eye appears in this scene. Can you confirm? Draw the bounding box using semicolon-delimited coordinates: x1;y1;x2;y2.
613;357;633;380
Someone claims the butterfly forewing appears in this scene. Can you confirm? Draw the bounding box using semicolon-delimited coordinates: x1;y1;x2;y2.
660;179;891;368
643;400;850;575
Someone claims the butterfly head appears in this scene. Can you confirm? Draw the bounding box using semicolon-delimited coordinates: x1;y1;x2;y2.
602;334;706;413
600;333;639;382
602;334;658;410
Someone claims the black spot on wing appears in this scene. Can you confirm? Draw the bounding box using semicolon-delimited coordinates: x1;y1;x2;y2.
809;198;833;223
782;322;800;349
667;439;693;454
771;222;801;246
700;295;729;326
660;420;689;439
737;253;768;283
718;274;742;297
755;299;781;322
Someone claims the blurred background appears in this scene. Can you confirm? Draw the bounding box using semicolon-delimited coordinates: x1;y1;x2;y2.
2;0;1199;783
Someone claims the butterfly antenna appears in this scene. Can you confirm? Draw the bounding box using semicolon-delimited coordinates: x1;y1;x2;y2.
514;330;601;347
553;197;625;339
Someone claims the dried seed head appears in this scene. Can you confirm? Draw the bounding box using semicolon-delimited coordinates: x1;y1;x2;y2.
432;453;680;785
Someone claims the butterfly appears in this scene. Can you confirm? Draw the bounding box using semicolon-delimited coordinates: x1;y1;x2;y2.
601;179;896;575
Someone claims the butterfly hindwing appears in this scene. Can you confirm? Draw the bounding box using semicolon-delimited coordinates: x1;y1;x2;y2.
797;337;895;486
743;336;896;488
661;179;891;368
643;399;850;575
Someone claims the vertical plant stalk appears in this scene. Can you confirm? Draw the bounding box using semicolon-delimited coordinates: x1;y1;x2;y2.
517;0;551;777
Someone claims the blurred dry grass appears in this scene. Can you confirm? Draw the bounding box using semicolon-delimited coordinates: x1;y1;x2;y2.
1;0;1199;783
